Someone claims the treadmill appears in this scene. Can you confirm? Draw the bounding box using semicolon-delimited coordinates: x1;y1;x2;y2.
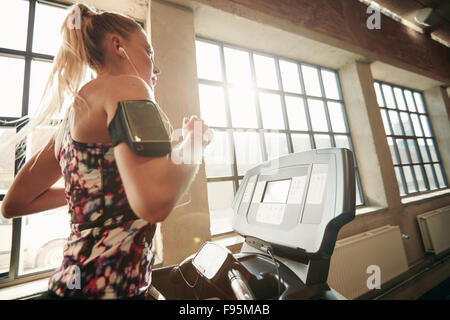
152;148;356;300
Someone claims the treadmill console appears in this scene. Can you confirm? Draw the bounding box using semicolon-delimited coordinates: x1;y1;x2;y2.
232;148;355;258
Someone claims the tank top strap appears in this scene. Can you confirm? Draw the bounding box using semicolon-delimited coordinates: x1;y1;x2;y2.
56;107;71;162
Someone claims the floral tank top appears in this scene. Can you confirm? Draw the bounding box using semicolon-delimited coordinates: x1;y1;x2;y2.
48;109;156;299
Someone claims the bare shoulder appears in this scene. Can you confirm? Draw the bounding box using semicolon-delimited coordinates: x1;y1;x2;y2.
75;78;107;110
77;75;152;124
105;75;152;102
103;76;153;123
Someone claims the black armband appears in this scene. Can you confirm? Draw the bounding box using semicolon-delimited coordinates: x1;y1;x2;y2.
108;100;172;157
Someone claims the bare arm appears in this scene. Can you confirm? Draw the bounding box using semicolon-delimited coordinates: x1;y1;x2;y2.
1;137;67;219
104;76;208;223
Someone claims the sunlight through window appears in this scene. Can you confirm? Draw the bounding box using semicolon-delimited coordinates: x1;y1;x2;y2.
0;0;29;51
33;2;68;55
224;47;252;87
195;38;365;235
0;56;25;117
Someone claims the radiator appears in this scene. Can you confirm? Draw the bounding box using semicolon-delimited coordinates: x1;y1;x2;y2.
327;225;409;299
417;205;450;255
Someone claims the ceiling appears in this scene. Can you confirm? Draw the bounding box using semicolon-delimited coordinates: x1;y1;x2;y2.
160;0;365;70
161;0;445;90
369;0;450;47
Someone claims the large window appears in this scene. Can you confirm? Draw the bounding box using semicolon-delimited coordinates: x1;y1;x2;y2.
195;38;364;236
374;81;448;196
0;0;70;284
0;0;159;286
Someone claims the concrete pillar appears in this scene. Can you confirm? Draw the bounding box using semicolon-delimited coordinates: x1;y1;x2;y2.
446;88;450;123
338;61;401;210
150;0;211;266
145;1;151;38
423;86;450;183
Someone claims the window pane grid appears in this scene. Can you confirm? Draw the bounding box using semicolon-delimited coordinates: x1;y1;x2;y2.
274;56;294;154
247;49;269;161
197;38;365;236
1;1;162;285
202;84;345;102
375;81;448;196
0;0;37;282
218;44;240;193
389;86;421;190
297;63;317;149
317;66;335;146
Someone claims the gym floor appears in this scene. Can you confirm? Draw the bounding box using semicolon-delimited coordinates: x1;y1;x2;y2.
419;277;450;300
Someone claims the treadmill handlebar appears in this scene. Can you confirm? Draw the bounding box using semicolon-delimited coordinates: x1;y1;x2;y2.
227;269;255;300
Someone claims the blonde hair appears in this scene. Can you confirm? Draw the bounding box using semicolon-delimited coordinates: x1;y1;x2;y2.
0;3;145;168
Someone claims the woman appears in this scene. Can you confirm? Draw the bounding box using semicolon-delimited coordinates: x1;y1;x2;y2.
1;3;210;299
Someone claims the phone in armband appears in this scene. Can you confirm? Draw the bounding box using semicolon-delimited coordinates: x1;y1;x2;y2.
108;100;172;157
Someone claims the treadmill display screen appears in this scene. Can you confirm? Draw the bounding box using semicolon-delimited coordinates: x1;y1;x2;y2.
262;179;292;203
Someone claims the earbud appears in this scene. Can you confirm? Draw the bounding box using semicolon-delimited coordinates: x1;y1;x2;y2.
118;45;174;136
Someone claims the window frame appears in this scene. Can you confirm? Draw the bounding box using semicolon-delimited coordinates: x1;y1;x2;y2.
0;0;69;286
0;0;151;287
196;37;365;237
374;80;448;197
